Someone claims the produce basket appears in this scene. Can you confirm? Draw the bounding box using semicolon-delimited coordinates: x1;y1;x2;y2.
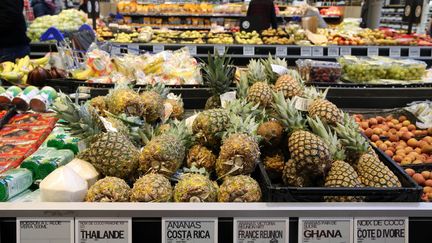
257;146;422;202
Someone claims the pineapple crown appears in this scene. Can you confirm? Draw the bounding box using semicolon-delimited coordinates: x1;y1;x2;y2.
246;59;267;84
107;83;137;98
303;86;328;100
333;113;369;155
164;119;194;149
307;116;346;161
202;51;234;96
225;98;261;120
144;82;170;99
220;113;260;142
272;91;307;134
182;165;210;177
261;54;287;84
105;111;147;147
52;93;103;141
236;72;249;99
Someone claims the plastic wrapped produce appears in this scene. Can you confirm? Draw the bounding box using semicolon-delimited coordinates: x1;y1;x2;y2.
296;59;341;83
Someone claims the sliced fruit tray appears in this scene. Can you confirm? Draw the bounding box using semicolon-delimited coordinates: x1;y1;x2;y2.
257;146;422;202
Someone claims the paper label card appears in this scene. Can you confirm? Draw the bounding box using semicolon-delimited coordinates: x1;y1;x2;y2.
76;218;132;243
367;47;379;56
276;46;288;56
243;46;255;56
340;47;351;56
162;218;217;243
214;46;225;55
409;47;420;58
234;218;289;243
188;45;197;55
354;217;408;243
301;46;312;56
312;47;324;57
17;217;74;243
153;45;164;53
389;47;401;57
299;218;353;243
328;46;339;57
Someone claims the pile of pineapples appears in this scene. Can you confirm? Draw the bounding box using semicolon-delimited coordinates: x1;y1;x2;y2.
52;52;403;203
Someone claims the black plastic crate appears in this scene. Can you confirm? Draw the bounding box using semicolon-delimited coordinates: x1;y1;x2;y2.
257;146;422;202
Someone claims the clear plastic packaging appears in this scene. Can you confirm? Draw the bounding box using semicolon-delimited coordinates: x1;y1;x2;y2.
296;59;341;83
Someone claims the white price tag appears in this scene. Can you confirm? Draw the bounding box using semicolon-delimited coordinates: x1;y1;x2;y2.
327;46;339;57
76;218;132;243
340;46;351;56
271;64;289;75
243;46;255;56
367;47;379;56
214;45;225;55
299;218;353;243
128;44;140;55
220;91;237;108
354;217;408;243
162;218;217;243
234;218;289;243
389;47;401;57
111;45;122;56
292;96;312;111
276;46;288;56
312;47;324;57
17;218;74;243
301;46;312;56
187;45;197;55
153;45;164;53
409;47;420;58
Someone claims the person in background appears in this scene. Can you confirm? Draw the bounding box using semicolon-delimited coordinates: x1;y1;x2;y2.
79;0;88;13
246;0;278;31
31;0;55;18
0;0;31;62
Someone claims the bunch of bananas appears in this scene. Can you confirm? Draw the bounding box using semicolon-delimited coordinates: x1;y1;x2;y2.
0;55;49;84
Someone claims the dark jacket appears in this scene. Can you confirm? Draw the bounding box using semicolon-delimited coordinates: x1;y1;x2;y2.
0;0;30;47
246;0;278;31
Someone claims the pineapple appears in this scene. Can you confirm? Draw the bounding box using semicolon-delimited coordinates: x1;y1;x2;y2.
53;94;140;180
246;60;273;108
257;119;283;148
282;159;312;187
216;114;260;178
324;161;364;202
261;54;288;84
130;173;172;202
202;52;234;109
334;114;401;187
140;83;169;123
139;120;191;177
79;132;140;179
187;144;217;172
273;92;331;177
192;108;230;148
263;149;285;179
165;94;184;120
88;96;107;116
217;175;261;202
105;85;145;117
304;87;343;125
85;177;131;202
173;168;218;202
274;74;303;99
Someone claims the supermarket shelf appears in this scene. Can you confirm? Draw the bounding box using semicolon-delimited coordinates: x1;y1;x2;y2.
1;202;432;217
121;12;342;19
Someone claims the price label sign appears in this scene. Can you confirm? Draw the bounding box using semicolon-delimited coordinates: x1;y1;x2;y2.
312;47;324;57
409;47;420;58
340;47;351;56
301;46;312;56
276;46;287;57
234;218;289;243
299;218;353;243
128;44;140;55
367;47;379;56
76;218;132;243
243;46;255;56
214;45;225;55
187;45;197;55
17;218;74;243
111;45;122;56
153;45;164;53
328;46;339;57
162;218;217;243
390;47;401;57
354;217;408;243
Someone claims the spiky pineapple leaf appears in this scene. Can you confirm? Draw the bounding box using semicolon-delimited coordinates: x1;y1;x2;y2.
202;51;234;96
271;91;306;134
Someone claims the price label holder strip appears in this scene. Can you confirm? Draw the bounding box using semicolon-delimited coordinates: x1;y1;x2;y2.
354;217;408;243
234;217;290;243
